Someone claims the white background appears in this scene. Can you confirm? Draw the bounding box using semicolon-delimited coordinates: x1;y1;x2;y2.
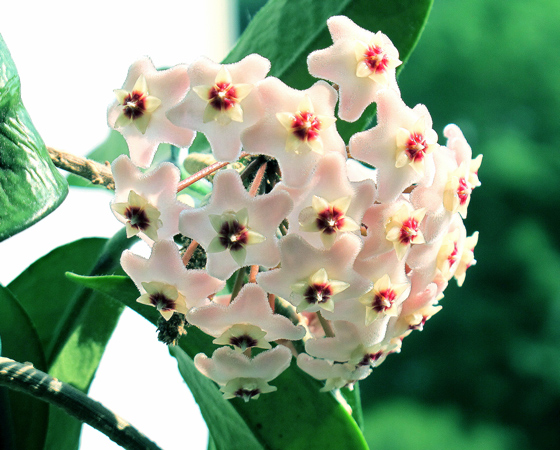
0;1;237;448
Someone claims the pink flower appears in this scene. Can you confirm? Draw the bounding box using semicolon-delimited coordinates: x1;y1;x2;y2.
297;353;371;392
194;345;292;401
350;89;438;203
167;54;270;162
179;170;292;280
307;16;401;122
187;283;305;350
108;57;195;168
241;78;345;187
111;155;189;245
277;152;375;249
121;240;225;320
256;234;370;313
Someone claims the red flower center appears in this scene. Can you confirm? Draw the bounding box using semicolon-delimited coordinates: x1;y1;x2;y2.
399;217;420;244
218;220;249;251
316;206;346;235
209;82;238;111
405;133;428;162
291;111;321;142
372;288;397;313
149;292;176;312
304;283;333;305
363;45;389;73
125;206;150;231
122;91;147;119
457;177;470;205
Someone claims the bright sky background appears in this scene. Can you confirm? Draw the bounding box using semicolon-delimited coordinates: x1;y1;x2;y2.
0;1;237;448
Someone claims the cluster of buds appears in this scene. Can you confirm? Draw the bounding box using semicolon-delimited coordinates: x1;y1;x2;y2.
108;16;481;401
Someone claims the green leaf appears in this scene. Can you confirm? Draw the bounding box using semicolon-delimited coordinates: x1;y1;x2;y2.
0;34;68;242
341;384;364;431
6;231;133;450
8;237;108;362
169;346;264;450
225;0;434;143
67;274;370;450
0;285;49;450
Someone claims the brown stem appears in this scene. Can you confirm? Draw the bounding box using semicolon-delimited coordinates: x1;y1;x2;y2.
248;162;267;197
181;240;199;266
48;147;115;189
249;265;259;283
177;152;249;193
268;293;276;313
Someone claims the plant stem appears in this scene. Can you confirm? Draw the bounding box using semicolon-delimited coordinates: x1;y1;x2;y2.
0;358;162;450
249;265;259;283
48;147;115;189
181;239;199;266
177;152;249;193
317;311;335;338
248;162;267;197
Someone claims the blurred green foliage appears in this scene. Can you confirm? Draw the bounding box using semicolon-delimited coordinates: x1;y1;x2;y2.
359;0;560;449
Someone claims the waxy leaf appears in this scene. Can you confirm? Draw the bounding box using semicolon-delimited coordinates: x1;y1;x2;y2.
0;34;68;242
7;232;132;450
67;273;370;450
170;346;265;450
8;237;108;362
0;285;48;450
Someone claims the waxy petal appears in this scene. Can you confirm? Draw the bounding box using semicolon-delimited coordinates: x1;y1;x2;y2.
108;57;195;168
167;54;270;162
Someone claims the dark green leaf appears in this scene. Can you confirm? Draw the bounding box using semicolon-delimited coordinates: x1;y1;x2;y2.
0;285;48;450
341;384;364;431
8;237;108;361
41;230;132;450
67;274;370;450
224;0;434;143
170;346;264;450
0;34;68;242
5;231;132;450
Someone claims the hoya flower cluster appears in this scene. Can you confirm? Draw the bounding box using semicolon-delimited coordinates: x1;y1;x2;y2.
108;16;481;401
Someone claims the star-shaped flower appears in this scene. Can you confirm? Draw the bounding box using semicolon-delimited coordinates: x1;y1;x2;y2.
297;353;371;392
121;240;225;320
350;89;438;203
384;203;427;260
108;57;195;168
179;169;292;280
277;152;375;249
305;320;394;366
111;155;190;245
241;78;345;187
256;234;371;313
409;146;460;243
194;345;292;401
307;15;401;122
187;283;305;351
167;54;270;162
325;250;408;325
444;124;483;189
454;231;478;286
